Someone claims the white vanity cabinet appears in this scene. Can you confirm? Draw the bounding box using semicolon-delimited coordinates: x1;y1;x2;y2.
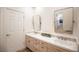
25;35;72;52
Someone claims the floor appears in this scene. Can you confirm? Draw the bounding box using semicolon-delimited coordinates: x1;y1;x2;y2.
17;47;32;52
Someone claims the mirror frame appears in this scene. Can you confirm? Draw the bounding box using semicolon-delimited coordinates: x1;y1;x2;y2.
32;15;41;32
54;7;74;34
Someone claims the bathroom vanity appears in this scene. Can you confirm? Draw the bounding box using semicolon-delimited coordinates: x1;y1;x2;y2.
25;33;78;52
28;7;79;52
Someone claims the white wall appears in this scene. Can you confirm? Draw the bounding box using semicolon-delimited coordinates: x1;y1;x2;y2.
23;7;55;33
37;7;55;33
73;8;79;43
23;8;33;33
7;7;25;12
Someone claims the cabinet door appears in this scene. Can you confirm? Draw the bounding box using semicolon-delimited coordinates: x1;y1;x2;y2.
33;39;41;51
25;36;37;51
25;36;31;47
26;36;34;50
47;43;60;52
32;38;48;52
33;39;40;48
2;8;25;52
39;41;48;52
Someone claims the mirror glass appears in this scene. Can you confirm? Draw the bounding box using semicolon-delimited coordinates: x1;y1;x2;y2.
54;8;74;34
32;15;41;32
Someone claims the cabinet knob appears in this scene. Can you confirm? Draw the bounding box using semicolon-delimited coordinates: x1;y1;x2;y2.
41;47;44;48
28;40;30;43
6;34;10;36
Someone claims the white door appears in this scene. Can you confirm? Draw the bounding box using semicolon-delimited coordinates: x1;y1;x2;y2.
3;8;25;52
0;8;6;51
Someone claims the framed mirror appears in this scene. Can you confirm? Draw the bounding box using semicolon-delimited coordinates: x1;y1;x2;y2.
32;15;41;32
54;7;74;34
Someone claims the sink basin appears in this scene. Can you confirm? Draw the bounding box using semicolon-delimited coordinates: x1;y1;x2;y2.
41;33;52;38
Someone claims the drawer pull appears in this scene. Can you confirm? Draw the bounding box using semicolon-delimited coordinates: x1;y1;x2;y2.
41;47;44;48
28;40;30;43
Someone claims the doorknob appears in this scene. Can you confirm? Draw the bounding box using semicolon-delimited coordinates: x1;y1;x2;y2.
6;34;10;36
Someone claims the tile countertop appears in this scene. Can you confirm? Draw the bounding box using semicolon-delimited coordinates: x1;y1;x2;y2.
25;33;78;52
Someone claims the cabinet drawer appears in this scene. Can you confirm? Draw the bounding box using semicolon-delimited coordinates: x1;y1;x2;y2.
47;43;69;52
47;43;61;52
33;39;41;51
